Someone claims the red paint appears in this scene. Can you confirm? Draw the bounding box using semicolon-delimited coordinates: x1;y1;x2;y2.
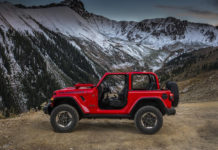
74;83;95;89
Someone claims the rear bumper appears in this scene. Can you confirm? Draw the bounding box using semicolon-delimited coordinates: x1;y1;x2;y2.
165;107;176;115
43;101;52;115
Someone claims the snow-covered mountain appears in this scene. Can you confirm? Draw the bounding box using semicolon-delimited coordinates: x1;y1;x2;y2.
0;0;218;113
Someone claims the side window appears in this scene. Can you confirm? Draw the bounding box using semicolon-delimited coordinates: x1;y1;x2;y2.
132;74;157;90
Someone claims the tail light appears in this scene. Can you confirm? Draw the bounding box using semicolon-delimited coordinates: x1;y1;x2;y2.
169;93;174;101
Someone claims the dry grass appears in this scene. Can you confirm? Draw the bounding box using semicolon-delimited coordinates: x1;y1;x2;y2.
0;102;218;150
178;70;218;102
0;112;5;119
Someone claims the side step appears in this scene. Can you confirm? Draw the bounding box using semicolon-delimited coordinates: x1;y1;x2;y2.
83;114;131;119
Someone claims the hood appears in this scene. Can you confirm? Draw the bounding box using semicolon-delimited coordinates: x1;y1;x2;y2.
54;83;95;95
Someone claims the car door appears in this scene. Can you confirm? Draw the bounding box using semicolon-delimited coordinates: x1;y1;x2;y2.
95;73;129;114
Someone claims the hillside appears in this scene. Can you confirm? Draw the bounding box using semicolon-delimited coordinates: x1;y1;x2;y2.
0;0;218;113
178;70;218;102
1;101;218;150
157;47;218;102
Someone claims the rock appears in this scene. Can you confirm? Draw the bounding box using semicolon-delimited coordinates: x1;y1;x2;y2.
181;87;189;94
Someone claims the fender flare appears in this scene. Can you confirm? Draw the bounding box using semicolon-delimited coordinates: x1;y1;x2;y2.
52;96;85;116
129;97;167;117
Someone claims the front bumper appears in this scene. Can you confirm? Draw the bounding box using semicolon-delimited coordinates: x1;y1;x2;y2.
165;107;176;115
43;101;52;115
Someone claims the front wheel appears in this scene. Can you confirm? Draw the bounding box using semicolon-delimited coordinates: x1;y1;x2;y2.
50;104;79;132
134;106;163;134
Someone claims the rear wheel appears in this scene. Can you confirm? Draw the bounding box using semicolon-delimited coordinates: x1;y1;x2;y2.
134;106;163;134
50;104;79;132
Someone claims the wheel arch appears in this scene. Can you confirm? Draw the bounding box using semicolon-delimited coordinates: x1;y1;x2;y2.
50;97;84;118
130;98;166;119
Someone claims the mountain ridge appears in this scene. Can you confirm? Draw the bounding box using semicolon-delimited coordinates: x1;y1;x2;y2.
13;0;218;28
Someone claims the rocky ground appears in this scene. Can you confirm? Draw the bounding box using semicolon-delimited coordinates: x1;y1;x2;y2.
178;70;218;102
0;101;218;150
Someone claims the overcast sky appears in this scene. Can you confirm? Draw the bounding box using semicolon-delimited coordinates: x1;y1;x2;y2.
1;0;218;26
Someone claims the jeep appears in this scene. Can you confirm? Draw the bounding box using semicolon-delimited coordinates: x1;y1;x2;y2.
43;72;179;134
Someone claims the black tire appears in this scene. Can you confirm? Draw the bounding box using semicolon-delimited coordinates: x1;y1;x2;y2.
134;106;163;134
50;104;79;133
166;81;179;107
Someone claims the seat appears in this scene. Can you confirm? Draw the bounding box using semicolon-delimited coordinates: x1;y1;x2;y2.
109;85;128;108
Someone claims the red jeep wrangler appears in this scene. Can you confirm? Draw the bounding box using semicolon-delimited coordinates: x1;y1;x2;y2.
43;72;179;134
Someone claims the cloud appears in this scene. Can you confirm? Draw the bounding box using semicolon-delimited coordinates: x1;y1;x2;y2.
211;0;218;8
156;5;218;25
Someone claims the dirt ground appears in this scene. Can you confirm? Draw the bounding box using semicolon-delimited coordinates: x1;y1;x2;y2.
0;101;218;150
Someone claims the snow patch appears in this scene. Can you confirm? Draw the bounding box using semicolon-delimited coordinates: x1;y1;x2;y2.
112;62;134;69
